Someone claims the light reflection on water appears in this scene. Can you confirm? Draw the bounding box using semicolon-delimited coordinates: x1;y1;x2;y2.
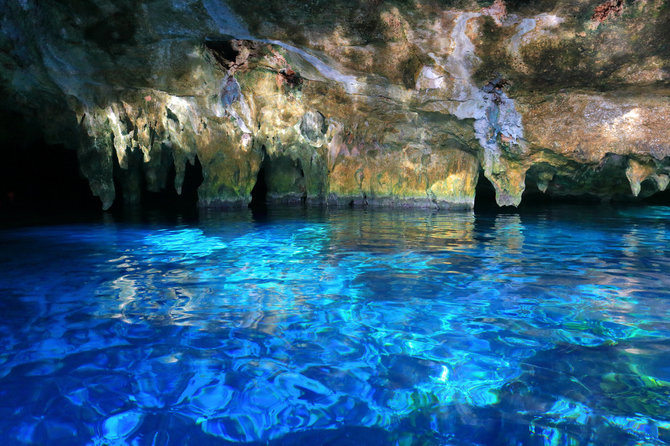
0;206;669;445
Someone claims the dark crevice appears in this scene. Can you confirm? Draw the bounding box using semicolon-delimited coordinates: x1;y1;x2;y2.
521;174;602;206
474;171;498;211
0;139;98;214
142;155;203;211
181;156;204;205
297;160;307;204
111;147;143;208
521;158;670;206
111;151;203;214
641;187;670;205
249;154;268;211
205;38;241;70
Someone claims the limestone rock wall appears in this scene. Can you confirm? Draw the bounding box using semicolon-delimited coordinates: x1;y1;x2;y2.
1;0;669;209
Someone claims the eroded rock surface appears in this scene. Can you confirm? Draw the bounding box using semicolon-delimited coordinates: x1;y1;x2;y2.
1;0;668;209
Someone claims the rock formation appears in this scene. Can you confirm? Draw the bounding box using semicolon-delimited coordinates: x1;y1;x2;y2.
1;0;668;209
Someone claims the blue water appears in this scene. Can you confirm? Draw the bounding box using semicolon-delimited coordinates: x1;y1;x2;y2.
1;206;669;445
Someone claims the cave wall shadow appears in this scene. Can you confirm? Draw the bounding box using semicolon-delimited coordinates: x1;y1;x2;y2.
249;158;268;211
0;139;100;215
0;130;205;224
110;151;204;222
473;171;500;213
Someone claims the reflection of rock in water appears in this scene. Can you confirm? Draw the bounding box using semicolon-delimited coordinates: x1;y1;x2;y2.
379;339;670;445
492;340;670;444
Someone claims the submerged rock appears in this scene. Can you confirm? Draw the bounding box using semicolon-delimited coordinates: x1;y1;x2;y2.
0;0;668;209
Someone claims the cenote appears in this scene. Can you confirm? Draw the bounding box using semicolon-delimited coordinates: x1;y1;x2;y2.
3;0;670;444
1;204;669;445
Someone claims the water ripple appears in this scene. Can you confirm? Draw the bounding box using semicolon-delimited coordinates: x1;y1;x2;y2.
0;206;669;444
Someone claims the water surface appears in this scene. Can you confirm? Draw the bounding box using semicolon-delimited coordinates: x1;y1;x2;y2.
0;206;669;445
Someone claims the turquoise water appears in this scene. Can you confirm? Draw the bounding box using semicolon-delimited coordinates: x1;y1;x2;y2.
0;206;669;445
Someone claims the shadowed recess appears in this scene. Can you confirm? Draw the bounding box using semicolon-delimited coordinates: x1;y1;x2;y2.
0;138;98;212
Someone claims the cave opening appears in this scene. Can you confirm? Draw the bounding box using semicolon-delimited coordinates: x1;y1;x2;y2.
0;138;99;215
641;186;670;205
111;150;203;214
249;159;268;211
141;155;204;213
111;147;142;208
520;162;670;207
179;156;204;205
520;168;600;207
204;38;241;70
473;171;498;212
249;152;309;212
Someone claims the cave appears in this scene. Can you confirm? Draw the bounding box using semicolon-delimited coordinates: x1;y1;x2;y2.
205;38;243;71
1;1;670;444
473;171;498;211
642;185;670;205
140;154;204;213
178;156;204;206
0;137;99;215
249;152;308;210
521;160;670;206
520;164;602;207
249;159;268;211
111;149;203;214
